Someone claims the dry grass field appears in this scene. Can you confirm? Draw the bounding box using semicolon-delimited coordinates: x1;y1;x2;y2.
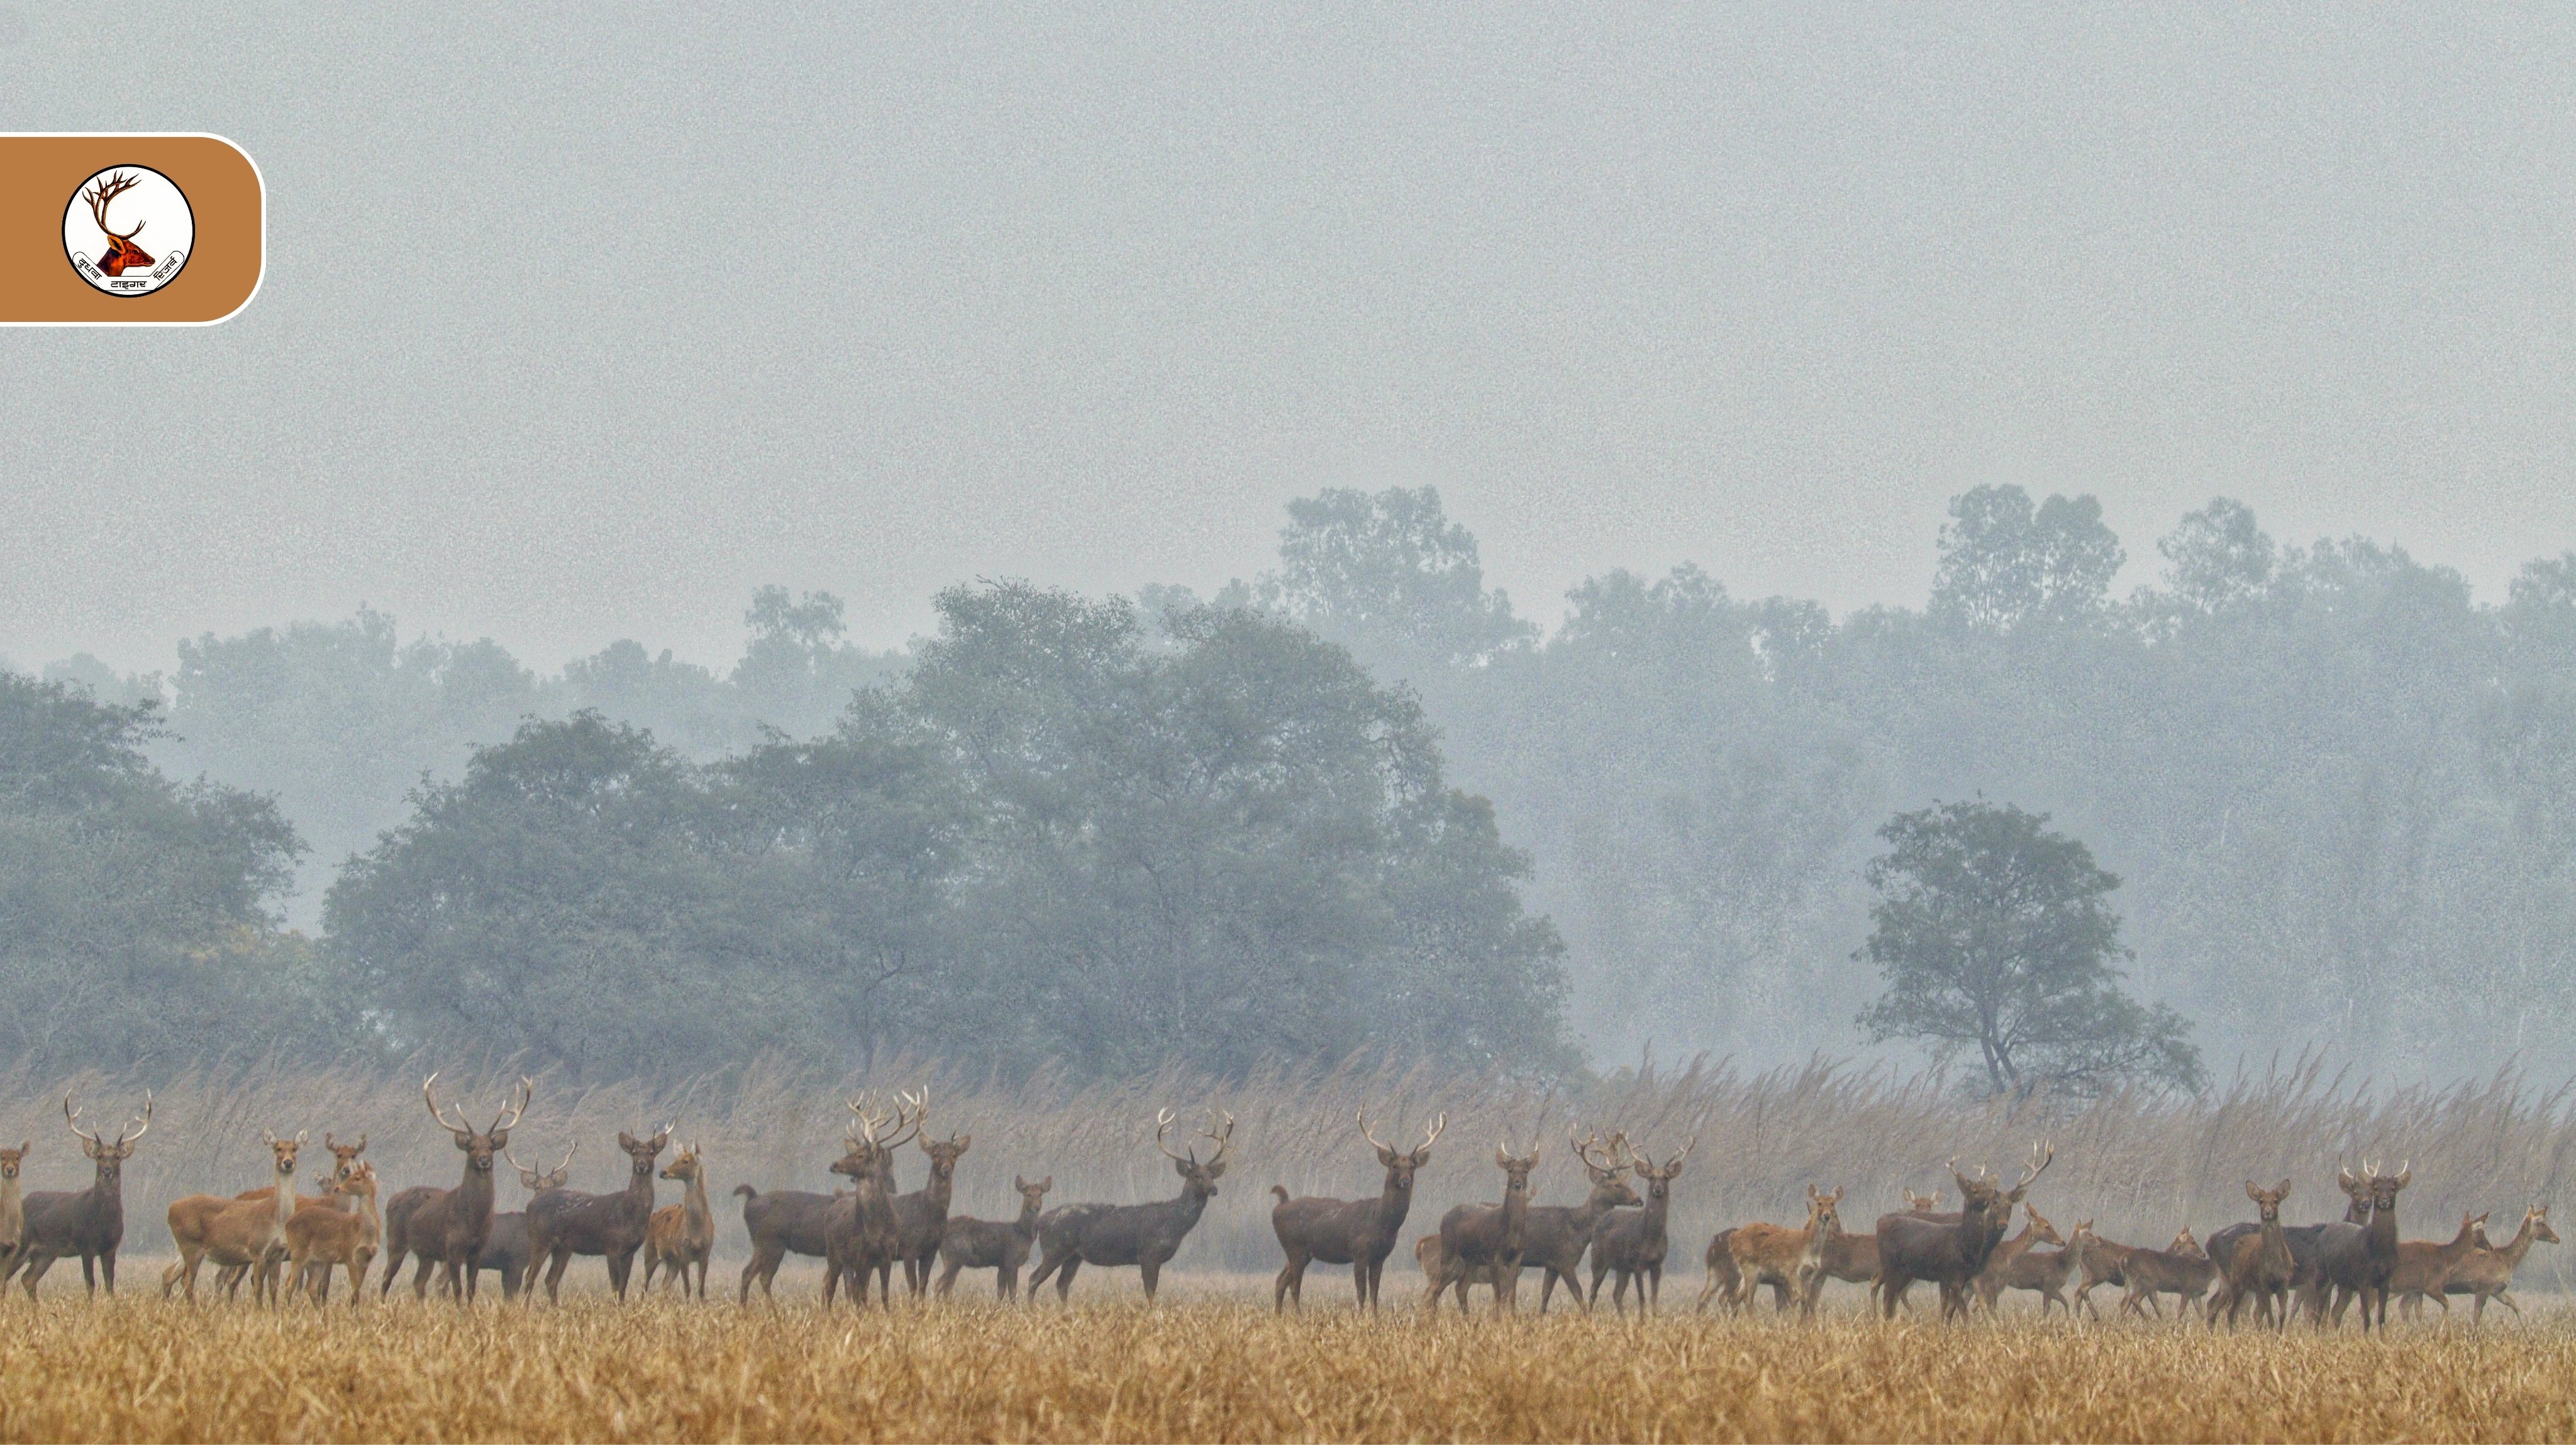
0;1283;2568;1443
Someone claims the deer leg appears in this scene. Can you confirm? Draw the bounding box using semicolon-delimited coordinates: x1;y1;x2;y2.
19;1252;53;1299
1054;1258;1080;1302
1649;1265;1663;1314
607;1248;634;1302
999;1263;1019;1301
80;1253;96;1298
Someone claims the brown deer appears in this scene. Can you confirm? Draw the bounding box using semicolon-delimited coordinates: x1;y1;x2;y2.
1423;1137;1541;1315
163;1129;308;1305
642;1141;716;1298
936;1175;1052;1300
894;1129;971;1297
1728;1185;1844;1317
285;1163;383;1305
523;1121;674;1304
2318;1160;2407;1331
1978;1214;2086;1315
1903;1188;1946;1212
2072;1223;2160;1319
2211;1180;2296;1329
467;1141;577;1300
1515;1130;1641;1313
823;1093;921;1309
1027;1107;1236;1304
1692;1229;1743;1314
379;1073;528;1304
1;1094;149;1299
2117;1226;2216;1319
1966;1204;2063;1315
82;171;155;275
1270;1109;1445;1312
2389;1211;2485;1320
737;1126;877;1307
0;1140;28;1265
2438;1205;2557;1321
216;1131;368;1301
1587;1138;1691;1314
1875;1144;2052;1320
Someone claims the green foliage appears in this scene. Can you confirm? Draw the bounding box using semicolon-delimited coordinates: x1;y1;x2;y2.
1249;485;1536;673
1929;485;2126;633
1853;800;2204;1097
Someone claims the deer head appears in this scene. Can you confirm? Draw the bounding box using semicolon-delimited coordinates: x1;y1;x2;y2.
1358;1108;1445;1199
2244;1178;2291;1223
1631;1139;1693;1206
838;1090;926;1183
1155;1107;1235;1200
333;1161;379;1207
1491;1137;1541;1199
2362;1159;2409;1215
321;1132;367;1186
82;171;155;275
0;1141;26;1182
2529;1205;2560;1246
260;1129;309;1182
423;1073;528;1175
1013;1175;1053;1216
64;1092;149;1178
1903;1188;1946;1212
616;1124;674;1182
1570;1129;1640;1207
918;1130;971;1186
2020;1204;2065;1248
658;1141;703;1184
1804;1183;1845;1236
507;1139;579;1193
2170;1226;2206;1260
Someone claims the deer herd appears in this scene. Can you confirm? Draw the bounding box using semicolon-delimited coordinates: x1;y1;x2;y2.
0;1084;2553;1328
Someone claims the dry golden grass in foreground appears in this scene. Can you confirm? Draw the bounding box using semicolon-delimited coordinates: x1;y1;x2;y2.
0;1294;2569;1444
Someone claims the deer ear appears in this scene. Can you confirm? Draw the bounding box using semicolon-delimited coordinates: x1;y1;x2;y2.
1205;1160;1228;1179
2276;1180;2292;1200
1015;1175;1028;1190
956;1134;970;1152
618;1132;640;1150
1377;1144;1401;1166
2245;1181;2262;1200
1040;1176;1052;1190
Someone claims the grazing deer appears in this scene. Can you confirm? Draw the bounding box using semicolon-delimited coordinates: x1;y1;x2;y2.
0;1140;28;1264
1728;1185;1845;1318
2389;1212;2485;1320
163;1129;308;1305
1874;1144;2052;1320
2210;1180;2296;1329
1513;1130;1640;1313
643;1140;716;1298
1028;1108;1235;1304
2438;1205;2557;1322
1965;1204;2063;1315
2116;1227;2216;1319
285;1163;383;1305
523;1121;674;1304
2;1093;149;1299
1587;1139;1692;1315
1270;1109;1446;1312
379;1073;528;1304
1422;1136;1542;1316
2318;1160;2407;1331
937;1175;1052;1300
82;170;155;275
894;1129;970;1297
466;1141;577;1300
1979;1214;2085;1315
823;1093;921;1310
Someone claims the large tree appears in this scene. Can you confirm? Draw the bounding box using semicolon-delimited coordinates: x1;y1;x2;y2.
1855;800;2204;1097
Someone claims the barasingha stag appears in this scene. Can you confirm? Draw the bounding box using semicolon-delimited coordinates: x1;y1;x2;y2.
1;1093;150;1299
1419;1136;1541;1315
1513;1130;1641;1314
2318;1160;2407;1331
379;1074;528;1304
1587;1138;1690;1314
1269;1109;1445;1312
1873;1144;2051;1320
937;1174;1052;1300
467;1142;577;1300
1028;1107;1234;1304
521;1121;674;1304
823;1093;918;1310
892;1127;970;1298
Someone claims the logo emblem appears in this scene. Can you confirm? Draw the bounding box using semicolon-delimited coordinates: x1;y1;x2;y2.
62;165;192;296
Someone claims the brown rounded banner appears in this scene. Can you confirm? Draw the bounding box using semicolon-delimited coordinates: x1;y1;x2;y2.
2;133;262;324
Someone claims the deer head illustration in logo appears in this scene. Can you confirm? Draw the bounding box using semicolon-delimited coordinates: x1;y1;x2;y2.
84;172;155;276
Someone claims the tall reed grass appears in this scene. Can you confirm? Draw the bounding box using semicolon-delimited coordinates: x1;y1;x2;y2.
0;1051;2565;1289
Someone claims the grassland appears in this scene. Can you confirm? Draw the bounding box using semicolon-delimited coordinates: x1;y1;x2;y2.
0;1281;2567;1443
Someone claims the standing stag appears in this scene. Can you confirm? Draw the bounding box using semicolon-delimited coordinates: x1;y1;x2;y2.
1422;1136;1541;1315
2318;1160;2407;1331
643;1140;717;1298
521;1121;674;1304
162;1129;307;1305
823;1092;920;1309
736;1102;912;1307
894;1128;970;1297
2;1093;149;1298
1514;1131;1641;1313
1028;1107;1235;1304
379;1073;528;1304
1874;1143;2052;1320
2210;1180;2296;1329
1270;1109;1445;1312
1587;1138;1691;1314
468;1142;577;1300
938;1175;1052;1300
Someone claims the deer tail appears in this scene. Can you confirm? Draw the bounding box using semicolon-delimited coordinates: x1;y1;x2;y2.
733;1184;757;1201
1270;1185;1290;1206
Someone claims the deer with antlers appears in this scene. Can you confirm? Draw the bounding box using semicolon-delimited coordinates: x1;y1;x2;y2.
642;1140;717;1298
2318;1160;2407;1331
1726;1184;1844;1318
1;1093;149;1299
938;1175;1053;1300
521;1121;673;1304
162;1129;308;1305
1421;1135;1541;1316
81;171;155;276
462;1141;577;1300
1587;1138;1691;1315
1028;1107;1235;1304
379;1073;528;1304
736;1099;913;1308
1510;1129;1640;1314
823;1092;921;1309
1874;1143;2052;1320
1270;1109;1446;1313
894;1127;970;1298
2209;1180;2297;1329
284;1162;382;1306
2436;1205;2558;1321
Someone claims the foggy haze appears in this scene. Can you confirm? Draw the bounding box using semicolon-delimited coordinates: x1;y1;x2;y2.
5;6;2574;675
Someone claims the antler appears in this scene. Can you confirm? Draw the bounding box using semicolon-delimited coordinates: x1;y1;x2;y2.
1199;1108;1235;1167
2014;1141;2055;1193
1153;1107;1185;1163
1420;1112;1448;1150
487;1076;531;1135
880;1089;924;1153
556;1138;579;1175
62;1093;98;1145
422;1073;474;1134
1356;1107;1392;1154
85;172;145;241
115;1094;152;1148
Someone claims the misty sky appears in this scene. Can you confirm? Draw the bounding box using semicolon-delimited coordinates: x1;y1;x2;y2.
4;5;2572;675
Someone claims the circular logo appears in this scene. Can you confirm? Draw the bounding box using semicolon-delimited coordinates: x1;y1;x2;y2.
62;165;192;297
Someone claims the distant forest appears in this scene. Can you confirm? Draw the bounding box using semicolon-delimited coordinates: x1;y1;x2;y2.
11;489;2575;1087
